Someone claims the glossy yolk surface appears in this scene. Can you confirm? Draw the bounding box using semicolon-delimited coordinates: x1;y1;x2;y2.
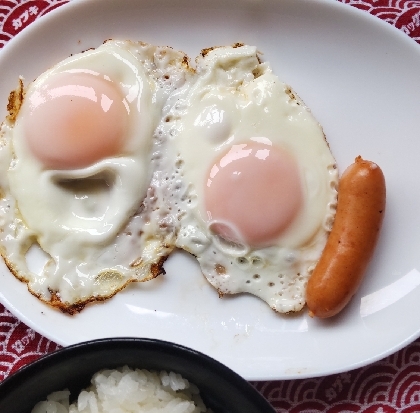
24;71;129;169
205;141;303;247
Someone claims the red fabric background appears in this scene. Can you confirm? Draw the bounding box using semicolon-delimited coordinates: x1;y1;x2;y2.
1;1;420;411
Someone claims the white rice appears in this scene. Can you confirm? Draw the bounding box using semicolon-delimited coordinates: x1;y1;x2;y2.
31;366;212;413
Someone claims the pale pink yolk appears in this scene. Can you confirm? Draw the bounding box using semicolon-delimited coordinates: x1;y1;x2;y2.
24;72;129;169
205;141;303;247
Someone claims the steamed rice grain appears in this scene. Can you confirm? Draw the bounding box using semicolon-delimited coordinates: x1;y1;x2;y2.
32;366;212;413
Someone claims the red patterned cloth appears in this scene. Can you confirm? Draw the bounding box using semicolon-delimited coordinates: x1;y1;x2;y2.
1;1;420;411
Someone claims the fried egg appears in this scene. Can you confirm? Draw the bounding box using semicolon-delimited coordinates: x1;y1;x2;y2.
170;45;338;313
0;41;338;315
0;40;190;313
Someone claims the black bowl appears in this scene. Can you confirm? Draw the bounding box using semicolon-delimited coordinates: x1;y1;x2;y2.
0;337;275;413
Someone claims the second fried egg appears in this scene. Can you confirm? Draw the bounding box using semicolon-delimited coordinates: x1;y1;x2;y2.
171;45;338;313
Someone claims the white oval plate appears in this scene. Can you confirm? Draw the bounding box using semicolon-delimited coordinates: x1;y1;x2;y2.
1;0;420;381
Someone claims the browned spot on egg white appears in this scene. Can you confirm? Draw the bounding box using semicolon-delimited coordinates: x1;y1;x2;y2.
201;46;217;57
2;253;24;282
215;263;226;275
150;255;168;278
48;289;87;315
130;257;143;268
7;78;25;123
285;86;297;102
181;55;194;74
201;42;245;57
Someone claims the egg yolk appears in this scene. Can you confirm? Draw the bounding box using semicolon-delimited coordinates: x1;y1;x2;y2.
205;141;303;247
24;71;129;169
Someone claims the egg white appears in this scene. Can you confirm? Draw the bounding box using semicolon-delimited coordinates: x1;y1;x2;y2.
169;45;338;313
